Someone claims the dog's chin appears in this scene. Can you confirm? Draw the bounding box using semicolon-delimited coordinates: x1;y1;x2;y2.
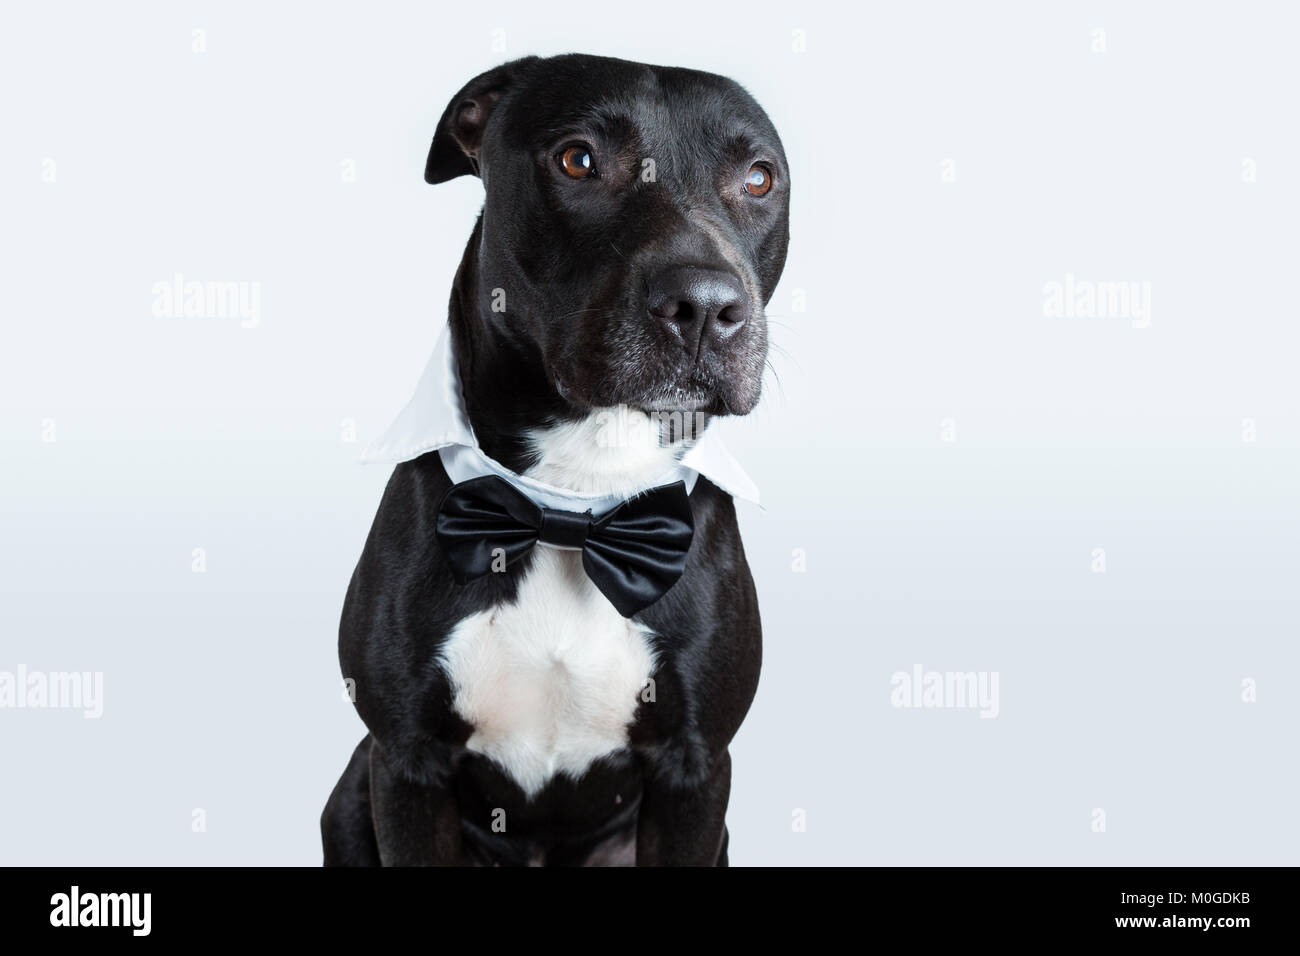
633;389;716;414
651;374;761;417
555;378;759;417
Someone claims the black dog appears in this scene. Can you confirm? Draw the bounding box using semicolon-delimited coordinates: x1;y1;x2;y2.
321;53;789;866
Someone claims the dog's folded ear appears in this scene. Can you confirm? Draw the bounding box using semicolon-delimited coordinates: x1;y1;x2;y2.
425;57;538;185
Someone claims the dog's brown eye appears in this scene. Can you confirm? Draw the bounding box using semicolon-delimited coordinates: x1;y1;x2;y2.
743;164;773;196
558;144;596;179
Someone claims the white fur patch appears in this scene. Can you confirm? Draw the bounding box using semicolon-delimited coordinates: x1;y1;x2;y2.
442;548;656;797
523;407;682;497
441;409;671;797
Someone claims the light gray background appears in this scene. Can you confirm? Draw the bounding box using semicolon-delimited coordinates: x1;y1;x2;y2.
2;1;1297;865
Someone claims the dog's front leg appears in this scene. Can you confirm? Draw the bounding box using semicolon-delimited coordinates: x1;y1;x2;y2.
369;742;464;866
636;749;731;866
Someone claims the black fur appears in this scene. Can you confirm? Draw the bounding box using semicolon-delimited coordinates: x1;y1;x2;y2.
322;54;788;866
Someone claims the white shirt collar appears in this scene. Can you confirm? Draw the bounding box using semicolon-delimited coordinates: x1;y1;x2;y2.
361;326;760;513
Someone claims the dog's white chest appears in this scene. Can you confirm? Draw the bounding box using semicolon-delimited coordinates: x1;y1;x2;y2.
440;547;656;797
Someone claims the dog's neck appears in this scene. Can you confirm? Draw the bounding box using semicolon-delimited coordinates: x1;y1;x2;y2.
446;221;686;497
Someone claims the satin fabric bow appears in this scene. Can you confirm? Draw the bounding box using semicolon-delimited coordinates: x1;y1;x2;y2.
434;475;695;617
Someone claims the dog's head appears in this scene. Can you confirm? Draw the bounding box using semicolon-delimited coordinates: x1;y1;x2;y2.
427;54;789;417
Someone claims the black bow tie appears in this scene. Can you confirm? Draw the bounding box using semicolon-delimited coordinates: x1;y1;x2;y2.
434;476;695;617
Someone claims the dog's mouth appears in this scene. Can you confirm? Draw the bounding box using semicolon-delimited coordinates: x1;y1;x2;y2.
546;309;766;417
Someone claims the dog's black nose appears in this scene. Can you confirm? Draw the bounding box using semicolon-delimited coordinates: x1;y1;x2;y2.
647;267;749;351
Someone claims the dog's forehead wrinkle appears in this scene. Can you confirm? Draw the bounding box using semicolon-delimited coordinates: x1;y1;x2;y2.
514;75;761;167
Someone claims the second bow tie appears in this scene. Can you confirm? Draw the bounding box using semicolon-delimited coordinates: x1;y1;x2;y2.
434;475;695;617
